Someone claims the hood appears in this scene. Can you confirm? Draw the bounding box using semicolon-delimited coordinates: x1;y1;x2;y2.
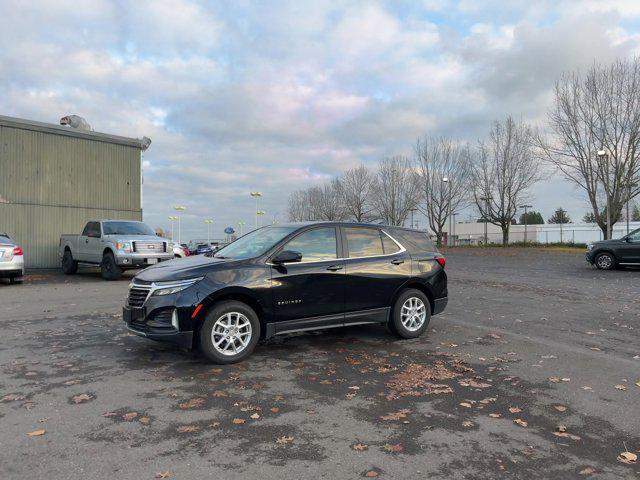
105;234;169;243
591;238;625;246
134;254;242;282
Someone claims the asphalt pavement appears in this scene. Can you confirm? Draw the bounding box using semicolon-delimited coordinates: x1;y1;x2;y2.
0;249;638;479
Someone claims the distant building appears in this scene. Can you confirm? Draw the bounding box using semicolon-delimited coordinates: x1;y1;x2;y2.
442;221;640;245
0;115;148;268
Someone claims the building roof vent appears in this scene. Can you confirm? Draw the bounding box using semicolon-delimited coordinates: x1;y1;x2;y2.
60;114;92;131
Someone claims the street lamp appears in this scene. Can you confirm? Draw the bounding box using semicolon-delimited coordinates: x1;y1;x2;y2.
168;216;178;241
519;205;532;245
479;195;493;245
256;210;265;227
238;221;246;236
250;192;262;229
204;219;214;245
173;205;186;244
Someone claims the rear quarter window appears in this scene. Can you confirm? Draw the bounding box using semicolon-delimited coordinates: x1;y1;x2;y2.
389;229;437;253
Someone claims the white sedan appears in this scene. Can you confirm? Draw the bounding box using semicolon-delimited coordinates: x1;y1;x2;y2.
0;233;25;284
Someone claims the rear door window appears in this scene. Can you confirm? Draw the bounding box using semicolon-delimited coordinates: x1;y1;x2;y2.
381;232;402;254
390;229;436;252
345;227;384;257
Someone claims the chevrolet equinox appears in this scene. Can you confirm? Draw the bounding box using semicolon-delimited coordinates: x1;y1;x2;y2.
123;222;448;363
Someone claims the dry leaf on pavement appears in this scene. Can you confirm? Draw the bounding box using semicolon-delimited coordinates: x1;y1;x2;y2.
508;407;521;414
459;402;472;408
364;471;379;478
71;393;93;404
514;419;528;427
250;413;260;420
489;413;501;418
578;467;596;475
27;429;46;437
462;421;474;427
155;472;171;479
122;412;138;421
276;435;294;445
232;418;245;425
614;384;626;391
618;451;637;464
352;443;368;451
553;405;567;412
176;425;199;433
380;409;410;421
179;398;205;409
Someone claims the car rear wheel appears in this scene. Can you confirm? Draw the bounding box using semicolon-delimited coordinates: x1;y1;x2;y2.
595;252;616;270
101;252;123;280
199;301;260;364
62;250;78;274
389;289;431;339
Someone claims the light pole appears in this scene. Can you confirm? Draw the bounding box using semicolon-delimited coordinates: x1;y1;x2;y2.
519;205;532;245
442;177;452;245
256;210;265;227
204;219;213;245
409;208;417;229
238;221;246;236
596;150;611;239
451;212;458;246
250;192;262;229
558;207;567;243
626;181;638;234
479;195;493;245
173;205;186;244
168;216;178;241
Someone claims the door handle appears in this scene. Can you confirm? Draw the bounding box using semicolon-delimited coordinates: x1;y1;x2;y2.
326;265;343;271
391;259;404;265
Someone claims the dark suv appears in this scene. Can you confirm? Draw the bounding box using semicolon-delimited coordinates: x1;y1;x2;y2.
586;227;640;269
123;222;448;363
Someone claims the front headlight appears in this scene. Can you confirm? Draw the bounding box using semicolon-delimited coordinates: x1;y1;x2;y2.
586;244;594;251
152;277;203;296
116;242;132;253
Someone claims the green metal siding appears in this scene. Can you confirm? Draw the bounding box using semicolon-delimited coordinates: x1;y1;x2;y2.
0;124;142;269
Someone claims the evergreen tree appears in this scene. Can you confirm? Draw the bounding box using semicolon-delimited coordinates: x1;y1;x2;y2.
548;207;571;224
518;210;544;225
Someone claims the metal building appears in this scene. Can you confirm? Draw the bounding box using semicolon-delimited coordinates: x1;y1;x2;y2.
0;115;146;268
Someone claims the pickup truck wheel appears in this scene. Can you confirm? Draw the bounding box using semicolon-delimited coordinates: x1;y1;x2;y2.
389;289;431;339
199;301;260;364
595;252;616;270
9;276;23;284
62;250;78;274
101;252;123;280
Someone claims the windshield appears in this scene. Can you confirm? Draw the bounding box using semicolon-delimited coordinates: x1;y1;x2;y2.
103;221;156;236
214;226;298;260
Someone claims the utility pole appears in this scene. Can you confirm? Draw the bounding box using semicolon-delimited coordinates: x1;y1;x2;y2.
479;195;493;245
173;206;186;244
558;207;567;243
204;219;213;245
168;216;178;241
451;212;458;246
442;178;451;245
409;208;417;229
519;205;532;245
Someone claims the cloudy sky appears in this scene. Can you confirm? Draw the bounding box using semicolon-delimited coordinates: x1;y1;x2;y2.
2;0;640;240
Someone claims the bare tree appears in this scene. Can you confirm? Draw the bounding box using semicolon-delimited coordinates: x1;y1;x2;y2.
335;165;375;222
371;156;421;226
537;58;640;239
287;189;311;221
415;136;471;245
287;181;346;221
472;117;542;245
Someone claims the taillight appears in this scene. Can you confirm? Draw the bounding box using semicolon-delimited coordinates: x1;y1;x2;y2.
436;256;445;268
184;249;190;256
13;246;24;256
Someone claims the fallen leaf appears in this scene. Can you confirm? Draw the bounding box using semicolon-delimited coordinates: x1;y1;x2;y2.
618;451;637;464
250;413;260;420
270;407;280;413
459;402;472;408
635;381;640;388
380;409;410;421
138;417;150;425
276;435;294;445
122;412;138;421
27;429;46;437
352;443;368;451
614;384;626;391
155;472;171;479
578;467;596;475
553;431;581;441
176;425;199;433
364;471;379;478
514;419;528;428
71;393;93;404
383;443;403;453
232;418;245;425
509;407;522;414
211;390;227;397
553;405;567;412
179;398;205;409
561;378;570;382
489;413;501;418
549;377;560;383
2;394;26;402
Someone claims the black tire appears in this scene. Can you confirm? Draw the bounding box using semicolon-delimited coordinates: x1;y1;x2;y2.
9;276;23;284
595;252;616;270
389;288;431;339
62;250;78;274
101;252;123;280
199;300;260;364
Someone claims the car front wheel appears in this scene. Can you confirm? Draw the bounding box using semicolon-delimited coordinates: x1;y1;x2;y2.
595;252;616;270
389;288;431;339
199;301;261;364
101;252;123;280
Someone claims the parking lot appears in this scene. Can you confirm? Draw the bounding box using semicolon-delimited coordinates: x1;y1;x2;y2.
0;248;638;479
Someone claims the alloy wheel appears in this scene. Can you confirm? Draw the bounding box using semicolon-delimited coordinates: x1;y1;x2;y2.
400;297;427;331
211;312;252;356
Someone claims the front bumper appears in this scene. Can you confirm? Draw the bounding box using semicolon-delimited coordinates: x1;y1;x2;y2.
115;253;174;268
123;305;194;349
433;296;448;315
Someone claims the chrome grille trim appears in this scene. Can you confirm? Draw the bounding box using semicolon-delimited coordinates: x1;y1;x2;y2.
127;284;152;308
133;242;166;254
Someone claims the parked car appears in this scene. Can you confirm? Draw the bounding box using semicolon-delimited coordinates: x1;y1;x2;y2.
191;243;214;255
173;244;190;258
0;233;25;284
586;227;640;269
123;222;448;364
59;220;174;280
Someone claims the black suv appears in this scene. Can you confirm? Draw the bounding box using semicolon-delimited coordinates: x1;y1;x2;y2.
123;222;448;363
586;227;640;269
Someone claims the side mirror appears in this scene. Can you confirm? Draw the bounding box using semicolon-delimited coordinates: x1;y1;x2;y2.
626;236;632;243
272;250;302;264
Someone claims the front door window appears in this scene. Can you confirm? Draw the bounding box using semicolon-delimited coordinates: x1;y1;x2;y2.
282;227;337;262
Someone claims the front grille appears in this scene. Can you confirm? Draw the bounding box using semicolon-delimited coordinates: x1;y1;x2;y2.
127;285;151;308
133;242;166;254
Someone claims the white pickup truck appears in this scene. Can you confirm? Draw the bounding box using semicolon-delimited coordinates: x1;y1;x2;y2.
59;220;174;280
